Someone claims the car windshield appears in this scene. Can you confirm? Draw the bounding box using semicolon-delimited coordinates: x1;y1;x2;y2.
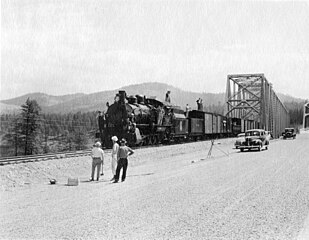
285;128;294;132
245;131;260;136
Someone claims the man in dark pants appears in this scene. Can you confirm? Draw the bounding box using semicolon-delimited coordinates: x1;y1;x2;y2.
113;138;134;183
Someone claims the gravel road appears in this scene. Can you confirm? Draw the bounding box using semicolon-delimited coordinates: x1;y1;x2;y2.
1;132;309;239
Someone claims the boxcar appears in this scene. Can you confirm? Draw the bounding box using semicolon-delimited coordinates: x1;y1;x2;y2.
188;110;204;137
217;115;222;134
204;112;213;134
212;114;218;134
241;119;246;133
232;118;241;136
189;118;204;135
221;116;228;136
225;117;233;136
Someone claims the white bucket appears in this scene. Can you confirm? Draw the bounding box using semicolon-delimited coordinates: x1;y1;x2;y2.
67;177;79;186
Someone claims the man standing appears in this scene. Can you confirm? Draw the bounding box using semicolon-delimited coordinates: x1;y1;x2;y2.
185;104;190;117
200;99;203;111
113;139;134;183
90;142;104;181
97;111;105;163
97;111;105;135
197;98;204;111
110;136;119;181
165;90;171;103
196;98;201;110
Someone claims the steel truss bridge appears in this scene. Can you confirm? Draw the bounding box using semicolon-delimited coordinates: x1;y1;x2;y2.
304;102;309;129
225;73;290;138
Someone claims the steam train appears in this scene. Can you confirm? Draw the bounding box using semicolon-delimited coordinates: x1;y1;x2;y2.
97;90;261;148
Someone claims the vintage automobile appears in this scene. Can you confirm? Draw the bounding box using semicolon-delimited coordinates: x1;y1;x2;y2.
239;129;269;152
234;133;245;149
282;128;296;139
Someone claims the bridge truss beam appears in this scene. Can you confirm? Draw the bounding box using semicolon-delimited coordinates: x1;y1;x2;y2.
225;73;290;138
304;102;309;129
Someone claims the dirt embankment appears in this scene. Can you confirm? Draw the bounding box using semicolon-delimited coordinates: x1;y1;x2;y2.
1;134;309;239
0;138;234;192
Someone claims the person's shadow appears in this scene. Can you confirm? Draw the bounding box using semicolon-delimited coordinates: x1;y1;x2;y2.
127;172;154;178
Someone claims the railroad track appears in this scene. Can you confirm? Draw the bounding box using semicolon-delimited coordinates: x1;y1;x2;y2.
0;143;172;165
0;142;185;165
0;150;94;165
0;137;238;166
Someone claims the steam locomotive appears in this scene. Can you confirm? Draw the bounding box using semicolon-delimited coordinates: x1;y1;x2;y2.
97;90;261;148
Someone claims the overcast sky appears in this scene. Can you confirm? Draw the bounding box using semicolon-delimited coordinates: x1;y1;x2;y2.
1;0;309;100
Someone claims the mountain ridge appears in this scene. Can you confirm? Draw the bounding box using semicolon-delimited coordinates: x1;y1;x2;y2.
0;82;305;114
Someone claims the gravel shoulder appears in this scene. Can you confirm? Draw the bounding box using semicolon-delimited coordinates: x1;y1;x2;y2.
1;134;309;239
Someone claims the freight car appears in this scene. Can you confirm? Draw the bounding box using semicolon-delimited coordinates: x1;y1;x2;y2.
97;90;258;147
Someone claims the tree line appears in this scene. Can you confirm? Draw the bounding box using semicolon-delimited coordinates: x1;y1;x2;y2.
0;98;98;157
284;101;306;127
0;98;305;157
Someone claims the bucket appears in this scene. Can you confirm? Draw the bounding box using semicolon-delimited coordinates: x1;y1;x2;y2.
67;177;79;186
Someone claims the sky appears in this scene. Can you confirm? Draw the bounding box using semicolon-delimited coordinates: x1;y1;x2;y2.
1;0;309;100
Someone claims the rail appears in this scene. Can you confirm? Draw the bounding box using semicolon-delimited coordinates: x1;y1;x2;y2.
0;150;93;165
0;137;239;166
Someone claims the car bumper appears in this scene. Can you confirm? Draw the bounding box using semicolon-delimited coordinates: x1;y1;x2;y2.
239;145;260;149
284;135;294;138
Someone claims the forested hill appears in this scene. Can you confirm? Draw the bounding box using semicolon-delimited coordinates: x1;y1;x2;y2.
0;82;225;114
0;82;306;123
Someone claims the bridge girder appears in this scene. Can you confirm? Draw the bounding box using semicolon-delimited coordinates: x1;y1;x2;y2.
304;102;309;129
225;73;290;138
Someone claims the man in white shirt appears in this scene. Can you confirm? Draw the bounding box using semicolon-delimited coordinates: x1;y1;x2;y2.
90;142;104;181
110;136;119;181
113;139;134;183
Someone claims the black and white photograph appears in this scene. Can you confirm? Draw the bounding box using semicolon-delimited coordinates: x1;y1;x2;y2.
1;0;309;239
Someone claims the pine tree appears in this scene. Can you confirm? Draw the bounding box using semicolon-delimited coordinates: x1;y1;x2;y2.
2;116;22;156
20;98;41;155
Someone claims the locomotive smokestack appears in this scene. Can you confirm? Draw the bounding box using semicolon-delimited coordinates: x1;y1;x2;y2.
119;91;126;105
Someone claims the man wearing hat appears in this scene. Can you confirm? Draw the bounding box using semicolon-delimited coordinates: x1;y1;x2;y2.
165;90;171;103
113;138;134;183
110;136;119;181
90;141;104;181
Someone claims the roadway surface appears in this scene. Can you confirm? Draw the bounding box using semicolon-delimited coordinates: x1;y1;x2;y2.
1;132;309;239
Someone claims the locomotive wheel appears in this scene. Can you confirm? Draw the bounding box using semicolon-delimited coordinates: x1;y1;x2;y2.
142;137;147;146
148;136;153;145
165;128;171;142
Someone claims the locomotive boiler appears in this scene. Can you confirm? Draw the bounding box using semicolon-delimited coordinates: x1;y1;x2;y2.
98;91;188;147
